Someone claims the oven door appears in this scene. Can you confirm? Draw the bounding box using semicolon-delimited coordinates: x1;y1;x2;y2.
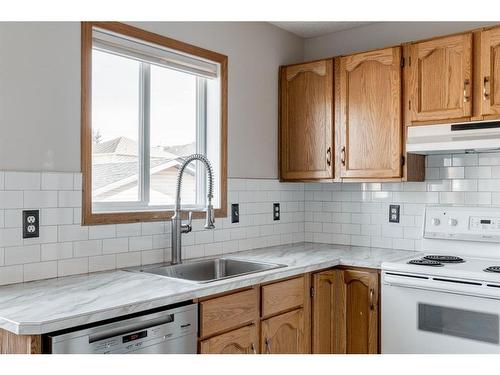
382;273;500;353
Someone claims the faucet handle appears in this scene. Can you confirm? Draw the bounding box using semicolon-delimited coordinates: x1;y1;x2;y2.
180;211;193;234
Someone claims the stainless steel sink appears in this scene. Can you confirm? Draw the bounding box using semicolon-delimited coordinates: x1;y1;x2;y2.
132;258;286;283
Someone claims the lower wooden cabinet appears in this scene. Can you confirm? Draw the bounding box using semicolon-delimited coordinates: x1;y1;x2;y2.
197;270;379;355
200;324;259;354
261;308;307;354
312;268;379;354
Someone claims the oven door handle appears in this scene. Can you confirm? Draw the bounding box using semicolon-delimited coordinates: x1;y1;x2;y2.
383;272;500;299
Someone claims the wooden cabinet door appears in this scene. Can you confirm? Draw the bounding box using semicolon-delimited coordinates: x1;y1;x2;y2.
200;324;259;354
339;47;402;179
333;268;379;354
311;270;337;354
408;33;472;122
481;27;500;116
280;60;333;180
261;308;307;354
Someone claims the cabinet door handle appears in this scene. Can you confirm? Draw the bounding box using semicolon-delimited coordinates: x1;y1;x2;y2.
483;76;490;100
463;79;470;102
341;146;346;166
326;147;332;166
250;343;257;354
369;288;375;310
265;338;272;354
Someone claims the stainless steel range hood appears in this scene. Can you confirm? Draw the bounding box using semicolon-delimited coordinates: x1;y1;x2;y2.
406;120;500;154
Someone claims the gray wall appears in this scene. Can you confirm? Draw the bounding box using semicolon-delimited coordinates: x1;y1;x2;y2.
304;22;497;60
0;22;304;178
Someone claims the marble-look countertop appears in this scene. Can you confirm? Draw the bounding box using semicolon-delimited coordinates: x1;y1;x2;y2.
0;242;415;335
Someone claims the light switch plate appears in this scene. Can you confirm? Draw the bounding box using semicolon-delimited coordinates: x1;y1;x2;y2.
273;203;280;221
231;203;239;223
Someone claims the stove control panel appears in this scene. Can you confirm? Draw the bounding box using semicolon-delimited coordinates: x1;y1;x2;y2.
470;217;500;231
424;206;500;242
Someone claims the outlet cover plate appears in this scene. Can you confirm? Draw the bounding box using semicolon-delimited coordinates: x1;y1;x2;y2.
389;204;400;223
23;210;39;238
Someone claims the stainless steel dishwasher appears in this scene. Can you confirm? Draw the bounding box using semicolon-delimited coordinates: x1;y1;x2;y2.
46;303;197;354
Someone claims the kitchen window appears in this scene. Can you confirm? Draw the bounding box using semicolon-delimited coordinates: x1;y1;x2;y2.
81;22;227;225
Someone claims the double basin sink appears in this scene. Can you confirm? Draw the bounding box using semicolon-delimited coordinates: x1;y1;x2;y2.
130;258;287;283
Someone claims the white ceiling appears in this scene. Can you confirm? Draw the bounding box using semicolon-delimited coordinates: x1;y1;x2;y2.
270;22;377;38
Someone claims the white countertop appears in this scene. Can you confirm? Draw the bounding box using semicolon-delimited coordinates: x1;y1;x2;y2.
0;242;414;335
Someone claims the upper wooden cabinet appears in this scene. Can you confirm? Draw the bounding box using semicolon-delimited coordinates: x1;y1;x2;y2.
406;33;473;123
280;59;334;180
339;47;402;179
480;26;500;116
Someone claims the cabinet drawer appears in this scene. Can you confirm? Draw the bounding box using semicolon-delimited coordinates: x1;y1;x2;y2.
200;288;259;338
262;276;305;318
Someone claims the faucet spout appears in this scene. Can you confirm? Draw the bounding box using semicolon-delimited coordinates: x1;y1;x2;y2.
171;154;215;265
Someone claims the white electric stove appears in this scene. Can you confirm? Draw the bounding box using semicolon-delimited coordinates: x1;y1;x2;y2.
381;205;500;354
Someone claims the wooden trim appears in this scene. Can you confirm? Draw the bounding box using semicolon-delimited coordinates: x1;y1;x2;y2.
81;22;227;225
0;329;42;354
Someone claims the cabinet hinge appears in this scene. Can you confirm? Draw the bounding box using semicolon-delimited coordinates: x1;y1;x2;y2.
408;100;411;110
408;56;411;66
400;57;405;68
310;286;315;298
401;155;406;166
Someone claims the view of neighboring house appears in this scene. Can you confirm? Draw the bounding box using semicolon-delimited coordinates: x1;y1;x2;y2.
92;137;196;204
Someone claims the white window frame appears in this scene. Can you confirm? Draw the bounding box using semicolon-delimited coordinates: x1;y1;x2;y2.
92;54;209;214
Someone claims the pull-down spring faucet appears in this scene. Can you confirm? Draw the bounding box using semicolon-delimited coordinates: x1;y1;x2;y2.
171;154;215;265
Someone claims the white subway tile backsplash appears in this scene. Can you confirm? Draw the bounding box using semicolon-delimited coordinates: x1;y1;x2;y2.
24;191;58;208
129;236;153;251
42;173;74;190
41;208;74;226
58;258;88;277
89;255;116;272
24;261;57;282
4;161;500;286
58;191;81;207
5;244;40;265
102;238;129;254
439;167;464;179
73;174;82;191
4;172;40;190
116;251;141;268
116;223;142;237
4;209;21;228
73;240;102;257
58;225;88;242
0;265;23;285
0;228;22;247
88;225;116;240
0;191;23;209
41;242;73;261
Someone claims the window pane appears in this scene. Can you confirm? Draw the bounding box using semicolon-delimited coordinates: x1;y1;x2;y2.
149;65;198;206
91;50;141;203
